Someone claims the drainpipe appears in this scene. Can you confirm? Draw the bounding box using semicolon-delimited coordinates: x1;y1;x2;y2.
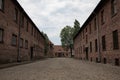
96;13;101;63
17;14;21;62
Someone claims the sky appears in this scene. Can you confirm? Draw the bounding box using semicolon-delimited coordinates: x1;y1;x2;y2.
17;0;100;45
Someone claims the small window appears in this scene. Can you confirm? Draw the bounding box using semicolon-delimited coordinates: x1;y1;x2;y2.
89;23;91;34
0;0;4;10
101;10;105;24
25;40;28;49
20;14;24;27
86;35;88;44
113;30;119;49
26;20;28;32
83;30;84;39
20;38;23;48
31;26;33;35
11;34;17;46
102;35;106;51
94;17;97;31
14;8;18;23
0;28;4;43
111;0;117;16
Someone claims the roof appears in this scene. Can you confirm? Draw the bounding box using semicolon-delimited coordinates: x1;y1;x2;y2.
11;0;45;40
73;0;109;40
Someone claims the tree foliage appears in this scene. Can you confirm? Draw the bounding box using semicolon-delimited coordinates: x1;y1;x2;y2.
41;31;49;56
60;19;80;56
60;26;74;50
73;19;80;37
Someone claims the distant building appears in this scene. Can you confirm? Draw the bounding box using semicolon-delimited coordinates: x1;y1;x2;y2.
53;45;70;57
74;0;120;66
0;0;45;64
47;41;54;58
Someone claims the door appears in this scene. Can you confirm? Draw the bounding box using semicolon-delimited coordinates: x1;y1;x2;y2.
85;47;89;60
30;47;33;60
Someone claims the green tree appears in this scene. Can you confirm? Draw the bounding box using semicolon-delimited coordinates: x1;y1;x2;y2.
41;32;49;56
73;19;80;37
60;26;74;57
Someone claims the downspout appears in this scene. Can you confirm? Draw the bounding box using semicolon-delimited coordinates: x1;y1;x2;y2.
17;14;21;62
96;13;101;63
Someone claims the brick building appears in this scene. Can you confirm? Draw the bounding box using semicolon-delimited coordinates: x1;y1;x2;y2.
47;41;54;58
0;0;45;64
74;0;120;66
53;45;70;57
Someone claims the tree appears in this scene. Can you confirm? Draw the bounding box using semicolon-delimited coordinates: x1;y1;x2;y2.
41;32;49;56
73;19;80;37
60;19;80;57
60;26;74;57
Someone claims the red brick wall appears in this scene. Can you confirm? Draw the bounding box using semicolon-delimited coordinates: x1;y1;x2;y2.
0;0;45;64
74;0;120;66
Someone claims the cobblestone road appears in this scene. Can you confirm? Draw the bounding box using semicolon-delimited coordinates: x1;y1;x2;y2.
0;58;120;80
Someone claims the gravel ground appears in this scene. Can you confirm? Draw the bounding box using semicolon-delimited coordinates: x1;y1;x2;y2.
0;58;120;80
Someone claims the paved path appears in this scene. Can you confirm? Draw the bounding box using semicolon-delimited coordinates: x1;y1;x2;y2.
0;58;120;80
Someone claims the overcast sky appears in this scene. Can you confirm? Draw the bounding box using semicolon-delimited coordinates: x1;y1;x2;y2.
17;0;100;45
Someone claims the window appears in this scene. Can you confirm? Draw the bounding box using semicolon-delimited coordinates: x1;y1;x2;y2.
111;0;117;16
0;0;4;10
20;14;24;27
94;17;97;31
20;38;23;48
0;28;4;42
86;28;87;32
113;30;119;49
101;10;105;24
14;8;18;23
90;42;92;53
102;35;106;51
83;30;84;39
11;34;17;46
34;29;36;37
26;20;28;32
31;26;33;35
86;35;88;44
95;39;98;52
25;40;28;49
89;23;91;34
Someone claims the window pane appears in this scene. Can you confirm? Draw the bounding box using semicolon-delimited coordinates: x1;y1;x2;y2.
113;30;119;49
12;34;17;46
0;29;3;42
0;0;3;9
20;38;23;47
25;40;28;49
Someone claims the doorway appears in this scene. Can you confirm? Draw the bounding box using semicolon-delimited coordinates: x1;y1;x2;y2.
85;47;89;60
30;47;34;60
